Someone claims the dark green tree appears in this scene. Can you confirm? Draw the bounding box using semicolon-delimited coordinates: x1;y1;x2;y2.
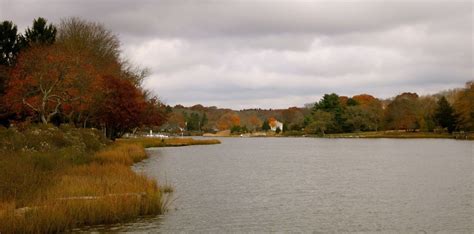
434;96;456;133
305;110;334;135
22;17;57;46
261;120;271;131
185;112;201;131
0;21;22;66
200;112;208;130
346;98;358;106
312;93;345;132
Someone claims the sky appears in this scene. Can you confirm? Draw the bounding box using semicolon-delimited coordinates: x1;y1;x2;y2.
1;0;472;109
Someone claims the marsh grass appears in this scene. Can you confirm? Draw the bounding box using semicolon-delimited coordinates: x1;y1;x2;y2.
122;137;221;148
0;127;180;233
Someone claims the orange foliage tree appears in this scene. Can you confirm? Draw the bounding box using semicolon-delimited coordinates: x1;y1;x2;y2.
92;75;146;139
385;92;420;130
5;44;97;124
453;82;474;131
217;112;240;130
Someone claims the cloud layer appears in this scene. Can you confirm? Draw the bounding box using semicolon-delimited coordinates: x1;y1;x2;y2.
2;0;472;109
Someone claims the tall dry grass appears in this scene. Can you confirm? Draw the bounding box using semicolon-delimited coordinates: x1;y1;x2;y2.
0;127;171;233
0;127;219;233
122;137;221;148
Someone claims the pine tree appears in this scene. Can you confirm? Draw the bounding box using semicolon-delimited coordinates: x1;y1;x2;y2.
434;96;456;133
0;21;22;66
22;17;57;46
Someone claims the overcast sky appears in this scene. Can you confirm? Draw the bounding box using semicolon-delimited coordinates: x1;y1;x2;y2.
2;0;472;109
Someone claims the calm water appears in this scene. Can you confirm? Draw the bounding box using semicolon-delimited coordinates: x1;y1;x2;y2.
91;138;473;232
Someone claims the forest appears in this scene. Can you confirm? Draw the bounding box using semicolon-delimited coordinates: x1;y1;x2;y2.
164;84;473;136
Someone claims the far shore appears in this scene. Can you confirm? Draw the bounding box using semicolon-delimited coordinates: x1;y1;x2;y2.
200;130;473;140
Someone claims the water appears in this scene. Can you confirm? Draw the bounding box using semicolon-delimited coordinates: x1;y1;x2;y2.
92;138;473;232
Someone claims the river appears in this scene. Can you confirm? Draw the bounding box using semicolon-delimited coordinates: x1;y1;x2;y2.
87;138;473;232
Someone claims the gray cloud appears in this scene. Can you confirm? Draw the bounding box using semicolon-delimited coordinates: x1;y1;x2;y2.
2;0;472;109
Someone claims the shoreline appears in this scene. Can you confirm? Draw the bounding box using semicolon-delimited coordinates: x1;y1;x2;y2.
203;131;473;140
0;134;220;233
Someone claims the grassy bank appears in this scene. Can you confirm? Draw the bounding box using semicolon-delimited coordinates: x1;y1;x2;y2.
0;125;220;233
324;131;474;140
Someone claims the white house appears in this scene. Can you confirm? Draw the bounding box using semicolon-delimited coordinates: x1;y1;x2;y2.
270;120;283;132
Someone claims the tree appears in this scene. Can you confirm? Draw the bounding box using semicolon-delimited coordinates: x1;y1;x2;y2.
5;44;97;124
185;112;201;131
352;94;384;131
200;112;208;131
140;97;168;128
385;93;420;131
0;21;22;66
417;96;437;132
217;112;240;130
248;115;262;131
344;106;369;132
453;82;474;131
22;17;57;46
56;17;142;86
93;75;146;140
434;96;456;132
305;110;333;135
312;93;345;132
281;107;303;125
261;120;271;131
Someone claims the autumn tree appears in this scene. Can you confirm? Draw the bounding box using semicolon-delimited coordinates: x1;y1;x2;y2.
216;112;240;130
56;17;147;86
140;96;168;128
248;114;262;131
385;93;420;131
351;94;384;131
5;44;97;124
453;82;474;131
281;107;304;129
93;75;146;139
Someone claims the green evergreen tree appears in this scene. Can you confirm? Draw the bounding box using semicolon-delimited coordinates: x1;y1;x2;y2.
312;93;345;132
434;96;456;133
261;120;271;131
22;17;57;46
0;21;22;66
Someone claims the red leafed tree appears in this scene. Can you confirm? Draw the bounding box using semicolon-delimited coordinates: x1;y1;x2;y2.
5;44;96;124
140;96;168;127
93;75;146;139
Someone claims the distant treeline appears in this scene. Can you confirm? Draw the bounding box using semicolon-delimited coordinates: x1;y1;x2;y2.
163;82;473;135
0;18;168;139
